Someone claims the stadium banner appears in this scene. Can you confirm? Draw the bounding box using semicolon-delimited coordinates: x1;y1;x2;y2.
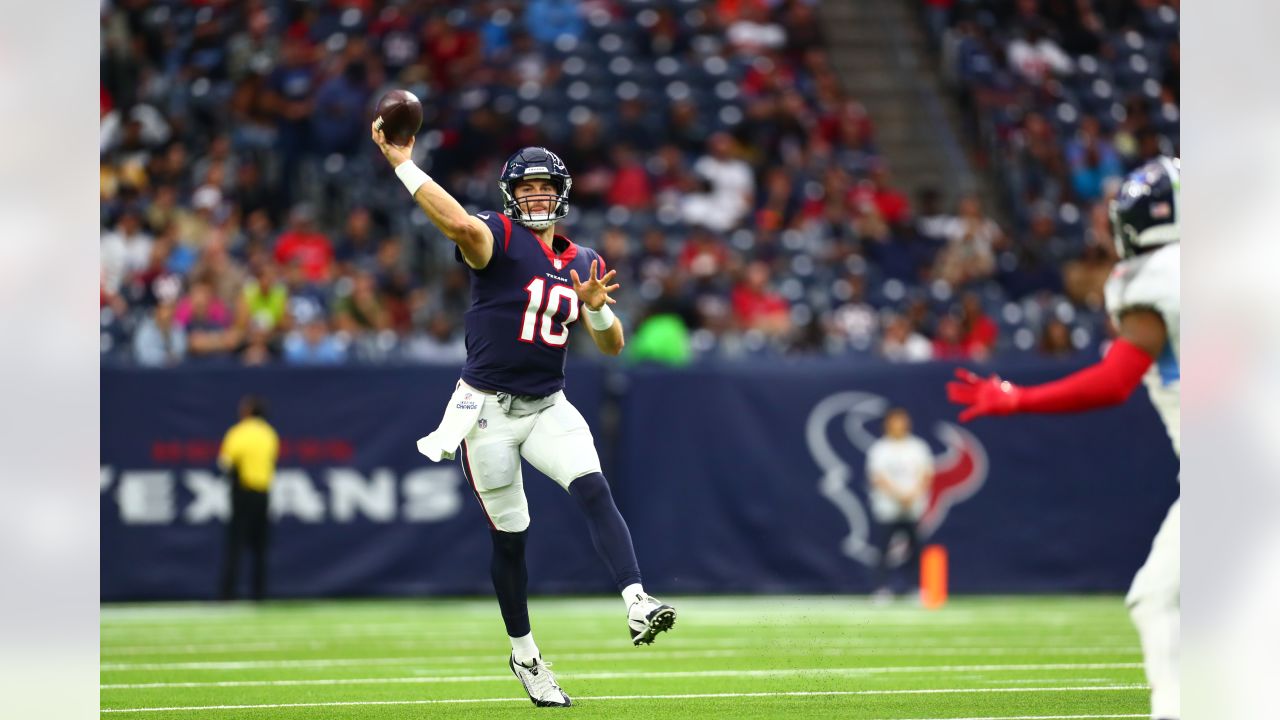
102;359;1178;600
101;362;608;601
615;358;1180;594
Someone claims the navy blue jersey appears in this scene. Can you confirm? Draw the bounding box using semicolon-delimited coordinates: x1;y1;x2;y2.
457;211;606;397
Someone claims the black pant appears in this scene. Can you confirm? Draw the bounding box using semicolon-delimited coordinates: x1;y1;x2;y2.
874;517;922;591
220;483;270;600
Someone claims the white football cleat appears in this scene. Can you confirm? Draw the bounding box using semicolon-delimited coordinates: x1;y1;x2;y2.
627;593;677;646
509;653;572;708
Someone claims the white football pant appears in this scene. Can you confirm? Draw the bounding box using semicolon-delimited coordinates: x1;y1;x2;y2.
457;387;601;533
1127;499;1180;719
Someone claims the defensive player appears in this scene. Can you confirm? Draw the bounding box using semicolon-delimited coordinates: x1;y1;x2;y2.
948;157;1180;720
372;123;676;708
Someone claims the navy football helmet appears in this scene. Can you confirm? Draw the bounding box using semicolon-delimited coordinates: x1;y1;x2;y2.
498;147;573;230
1110;156;1179;259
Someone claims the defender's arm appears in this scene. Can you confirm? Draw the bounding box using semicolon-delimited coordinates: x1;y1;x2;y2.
947;309;1166;421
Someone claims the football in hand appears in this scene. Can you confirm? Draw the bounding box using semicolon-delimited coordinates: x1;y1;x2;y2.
374;89;423;147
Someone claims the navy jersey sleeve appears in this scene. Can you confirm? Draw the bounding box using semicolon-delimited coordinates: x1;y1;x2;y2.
453;210;513;265
582;247;607;277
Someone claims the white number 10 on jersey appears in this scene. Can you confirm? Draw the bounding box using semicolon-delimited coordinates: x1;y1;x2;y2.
520;277;580;347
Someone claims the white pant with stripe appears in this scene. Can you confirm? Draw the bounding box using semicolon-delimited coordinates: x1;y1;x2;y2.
455;381;602;532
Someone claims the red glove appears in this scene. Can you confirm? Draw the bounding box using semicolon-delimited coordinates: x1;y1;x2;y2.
947;370;1022;422
947;338;1155;422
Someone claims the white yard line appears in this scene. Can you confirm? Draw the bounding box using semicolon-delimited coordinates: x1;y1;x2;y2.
100;649;1140;672
100;685;1148;713
101;662;1143;689
101;643;1139;659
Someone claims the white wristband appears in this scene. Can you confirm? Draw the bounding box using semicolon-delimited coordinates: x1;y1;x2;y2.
394;160;430;196
584;304;616;331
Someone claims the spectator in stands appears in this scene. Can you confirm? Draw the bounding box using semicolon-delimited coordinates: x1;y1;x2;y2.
333;271;391;334
880;313;933;363
283;317;348;365
931;313;969;360
684;133;755;233
999;203;1067;298
133;302;187;368
830;271;878;353
1038;318;1075;357
311;56;368;158
1006;23;1074;85
239;258;290;337
1066;116;1124;202
239;323;278;367
636;228;675;285
265;36;317;207
101;209;153;297
333;207;379;272
274;204;334;283
606;145;655;211
914;186;952;243
933;195;1002;286
665;101;710;158
525;0;584;46
1062;201;1118;310
959;292;998;359
372;239;422;334
126;229;179;309
731;261;791;338
192;231;248;308
855;164;911;229
678;226;735;281
403;311;467;364
176;280;237;359
726;1;787;55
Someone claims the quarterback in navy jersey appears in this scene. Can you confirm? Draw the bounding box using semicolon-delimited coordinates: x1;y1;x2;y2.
373;123;675;707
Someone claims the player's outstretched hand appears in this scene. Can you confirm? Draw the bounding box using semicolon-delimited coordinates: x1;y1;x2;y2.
570;260;620;311
371;120;414;167
946;368;1022;422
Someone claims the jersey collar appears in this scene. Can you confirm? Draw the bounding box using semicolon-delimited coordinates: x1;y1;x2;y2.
532;232;578;271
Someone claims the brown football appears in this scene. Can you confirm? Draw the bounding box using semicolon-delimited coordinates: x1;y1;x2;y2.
374;89;423;147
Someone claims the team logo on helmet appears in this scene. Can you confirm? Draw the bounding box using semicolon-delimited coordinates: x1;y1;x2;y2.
806;392;988;567
1110;155;1179;259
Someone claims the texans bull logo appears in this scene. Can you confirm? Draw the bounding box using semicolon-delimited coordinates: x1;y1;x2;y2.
806;392;988;567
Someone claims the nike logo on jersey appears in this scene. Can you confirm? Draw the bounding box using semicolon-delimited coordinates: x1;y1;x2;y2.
477;213;491;220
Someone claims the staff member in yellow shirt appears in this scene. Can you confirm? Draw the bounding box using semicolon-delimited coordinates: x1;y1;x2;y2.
217;395;279;600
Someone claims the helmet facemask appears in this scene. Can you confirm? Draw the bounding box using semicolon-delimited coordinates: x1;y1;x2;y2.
500;174;572;231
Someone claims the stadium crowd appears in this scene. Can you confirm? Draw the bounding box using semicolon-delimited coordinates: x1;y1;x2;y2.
100;0;1178;368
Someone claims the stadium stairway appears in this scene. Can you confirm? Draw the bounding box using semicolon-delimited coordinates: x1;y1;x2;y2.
817;0;993;212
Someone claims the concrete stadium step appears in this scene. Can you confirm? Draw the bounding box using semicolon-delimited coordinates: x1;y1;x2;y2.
817;0;992;209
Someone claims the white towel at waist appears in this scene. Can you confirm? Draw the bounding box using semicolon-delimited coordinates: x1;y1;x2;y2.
416;380;486;462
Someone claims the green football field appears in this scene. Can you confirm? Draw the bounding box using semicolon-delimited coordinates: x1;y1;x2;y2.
101;595;1149;719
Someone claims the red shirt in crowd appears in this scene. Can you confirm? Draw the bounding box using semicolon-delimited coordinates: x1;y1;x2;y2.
275;230;334;282
607;165;654;209
848;183;910;226
964;313;999;353
731;284;789;328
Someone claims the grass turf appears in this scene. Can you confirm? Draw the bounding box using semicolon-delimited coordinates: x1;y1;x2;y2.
101;595;1148;719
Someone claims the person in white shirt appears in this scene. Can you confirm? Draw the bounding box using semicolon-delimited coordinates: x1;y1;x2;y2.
100;209;154;296
865;408;934;598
